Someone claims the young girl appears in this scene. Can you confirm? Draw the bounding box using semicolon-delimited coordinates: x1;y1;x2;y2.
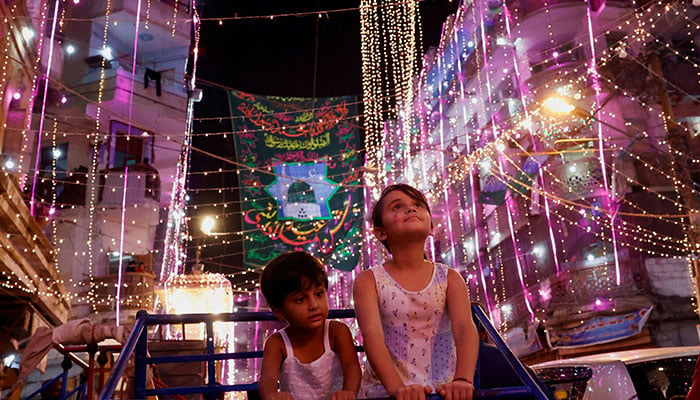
258;251;361;400
354;184;480;400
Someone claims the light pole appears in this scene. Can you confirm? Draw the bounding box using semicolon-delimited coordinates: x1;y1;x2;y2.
195;215;218;271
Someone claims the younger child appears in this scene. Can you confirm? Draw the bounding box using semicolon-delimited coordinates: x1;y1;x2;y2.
258;251;361;400
354;184;480;400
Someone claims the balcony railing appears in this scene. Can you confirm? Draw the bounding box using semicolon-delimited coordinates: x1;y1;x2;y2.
516;0;583;16
546;158;608;202
100;306;551;400
77;59;188;103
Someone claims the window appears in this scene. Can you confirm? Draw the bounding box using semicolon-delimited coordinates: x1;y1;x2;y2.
39;143;68;179
36;143;68;202
110;121;153;168
108;253;135;275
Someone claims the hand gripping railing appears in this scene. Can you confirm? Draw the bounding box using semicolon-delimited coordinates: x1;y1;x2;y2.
100;305;550;400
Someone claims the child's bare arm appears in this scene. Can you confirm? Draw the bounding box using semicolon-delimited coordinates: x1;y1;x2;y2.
438;269;479;400
258;334;292;400
330;321;361;395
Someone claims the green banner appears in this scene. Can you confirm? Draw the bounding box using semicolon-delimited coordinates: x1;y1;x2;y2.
229;90;363;271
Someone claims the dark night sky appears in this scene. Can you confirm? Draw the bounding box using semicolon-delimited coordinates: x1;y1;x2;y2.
188;0;460;276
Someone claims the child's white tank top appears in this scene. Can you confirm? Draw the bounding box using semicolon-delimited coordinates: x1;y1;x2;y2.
359;262;456;398
278;320;344;400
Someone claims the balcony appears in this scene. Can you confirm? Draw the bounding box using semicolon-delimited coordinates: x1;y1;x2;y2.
0;173;71;325
73;0;191;49
77;58;188;103
526;57;586;93
91;271;156;313
515;0;634;19
546;157;608;202
76;0;191;19
515;0;586;18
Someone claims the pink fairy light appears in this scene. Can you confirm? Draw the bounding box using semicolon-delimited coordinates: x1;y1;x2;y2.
435;56;458;269
586;4;621;285
30;0;60;217
414;59;435;264
125;0;142;137
12;92;20;100
253;290;261;375
116;0;143;326
453;21;491;316
502;3;561;276
115;166;129;326
479;3;534;321
364;196;374;266
161;6;200;279
18;1;49;190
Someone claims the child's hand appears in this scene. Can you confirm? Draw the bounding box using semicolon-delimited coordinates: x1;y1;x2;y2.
435;379;474;400
389;384;432;400
329;390;356;400
267;391;294;400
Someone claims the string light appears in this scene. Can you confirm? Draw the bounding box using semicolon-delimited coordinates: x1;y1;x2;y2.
18;0;50;187
30;0;61;216
376;0;698;330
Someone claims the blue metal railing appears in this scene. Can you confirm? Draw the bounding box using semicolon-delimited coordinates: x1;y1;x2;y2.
100;305;549;400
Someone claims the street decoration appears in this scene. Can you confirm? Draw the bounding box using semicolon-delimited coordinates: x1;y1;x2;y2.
229;90;363;271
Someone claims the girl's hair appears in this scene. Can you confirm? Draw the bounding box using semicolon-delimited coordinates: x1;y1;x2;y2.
371;184;432;252
259;251;328;308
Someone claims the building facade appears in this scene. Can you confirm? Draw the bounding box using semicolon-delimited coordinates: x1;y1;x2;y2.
0;0;72;385
0;0;196;355
43;0;194;322
379;0;700;360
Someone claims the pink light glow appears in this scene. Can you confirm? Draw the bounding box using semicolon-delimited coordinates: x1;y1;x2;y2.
48;207;56;215
115;166;129;326
479;3;534;321
593;298;610;311
30;0;60;217
435;56;458;269
12;92;21;100
586;5;621;285
453;9;489;317
116;0;143;325
502;3;561;277
253;290;261;374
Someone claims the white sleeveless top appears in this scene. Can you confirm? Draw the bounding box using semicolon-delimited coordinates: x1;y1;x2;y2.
359;262;456;398
278;320;344;400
